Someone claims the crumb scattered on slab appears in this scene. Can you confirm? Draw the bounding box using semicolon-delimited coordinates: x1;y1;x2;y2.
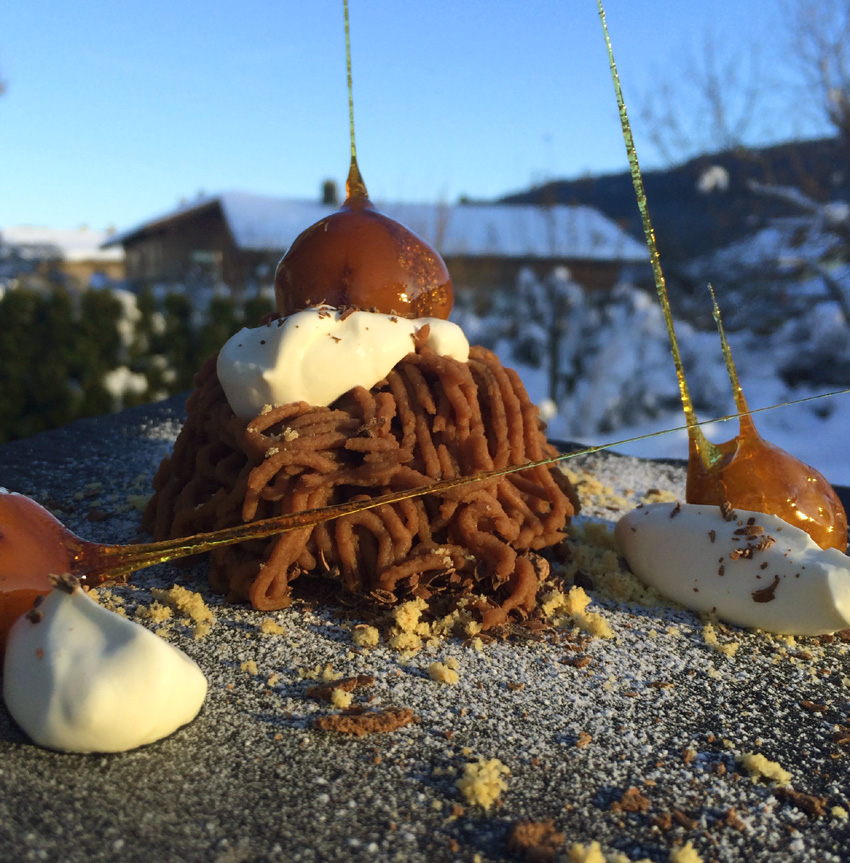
457;758;510;810
313;707;416;736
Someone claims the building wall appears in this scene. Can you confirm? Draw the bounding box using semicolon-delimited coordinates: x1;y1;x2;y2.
120;207;631;301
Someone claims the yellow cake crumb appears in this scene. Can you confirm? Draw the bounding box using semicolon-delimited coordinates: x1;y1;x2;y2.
428;659;460;685
259;618;285;635
568;841;607;863
568;844;653;863
702;623;740;657
87;588;127;616
126;493;152;512
193;619;213;639
135;601;173;624
832;805;848;820
738;752;792;786
241;660;259;676
670;842;703;863
389;631;424;652
330;687;354;709
388;597;431;652
352;624;380;648
457;758;510;810
320;663;342;682
151;585;214;625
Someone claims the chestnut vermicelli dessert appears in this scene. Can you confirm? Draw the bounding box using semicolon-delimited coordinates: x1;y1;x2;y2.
143;165;579;630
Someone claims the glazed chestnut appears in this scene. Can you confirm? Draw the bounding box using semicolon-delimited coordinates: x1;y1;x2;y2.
274;181;453;320
687;415;848;552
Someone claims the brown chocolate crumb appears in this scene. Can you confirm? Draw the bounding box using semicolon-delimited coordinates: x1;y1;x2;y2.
49;572;79;594
306;674;375;702
774;786;828;818
720;501;737;522
338;306;356;321
508;819;565;863
25;608;43;624
672;809;698;830
313;707;416;736
670;502;682;518
85;507;112;522
611;786;651;813
576;731;592;749
708;530;716;543
723;807;747;831
734;524;765;537
799;700;828;713
751;574;781;603
652;813;673;830
830;726;850;745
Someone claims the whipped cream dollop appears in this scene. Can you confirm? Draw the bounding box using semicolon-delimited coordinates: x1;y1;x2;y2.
3;578;208;753
615;502;850;636
217;306;469;420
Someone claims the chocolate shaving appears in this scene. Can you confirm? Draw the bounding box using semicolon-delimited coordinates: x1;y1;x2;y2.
306;674;375;702
48;572;79;594
610;786;651;813
734;524;764;537
751;574;781;603
312;706;415;736
773;787;828;818
508;820;565;863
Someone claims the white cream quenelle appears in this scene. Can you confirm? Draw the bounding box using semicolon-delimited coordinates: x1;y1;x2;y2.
3;575;208;753
615;502;850;636
217;305;470;420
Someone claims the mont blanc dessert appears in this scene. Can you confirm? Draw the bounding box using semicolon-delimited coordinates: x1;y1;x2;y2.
143;164;579;630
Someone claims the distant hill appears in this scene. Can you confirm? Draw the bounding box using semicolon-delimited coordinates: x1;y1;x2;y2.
500;137;850;264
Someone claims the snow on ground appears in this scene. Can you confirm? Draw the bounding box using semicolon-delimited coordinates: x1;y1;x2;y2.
459;270;850;487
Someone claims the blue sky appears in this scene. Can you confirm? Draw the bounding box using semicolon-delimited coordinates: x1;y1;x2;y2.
0;0;828;232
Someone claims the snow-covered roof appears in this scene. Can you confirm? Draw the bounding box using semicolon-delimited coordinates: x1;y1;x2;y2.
1;226;124;262
109;191;648;264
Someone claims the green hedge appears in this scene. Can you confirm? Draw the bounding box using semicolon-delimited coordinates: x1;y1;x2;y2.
0;286;274;443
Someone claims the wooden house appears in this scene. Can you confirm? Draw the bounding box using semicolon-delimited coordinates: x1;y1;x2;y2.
106;191;649;303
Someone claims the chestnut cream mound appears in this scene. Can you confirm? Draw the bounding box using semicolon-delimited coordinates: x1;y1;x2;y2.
144;330;577;630
144;177;578;628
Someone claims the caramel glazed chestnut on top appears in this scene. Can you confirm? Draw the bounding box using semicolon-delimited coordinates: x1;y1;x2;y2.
143;179;580;631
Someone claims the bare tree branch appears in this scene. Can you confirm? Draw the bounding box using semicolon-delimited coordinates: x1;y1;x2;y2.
637;30;763;165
